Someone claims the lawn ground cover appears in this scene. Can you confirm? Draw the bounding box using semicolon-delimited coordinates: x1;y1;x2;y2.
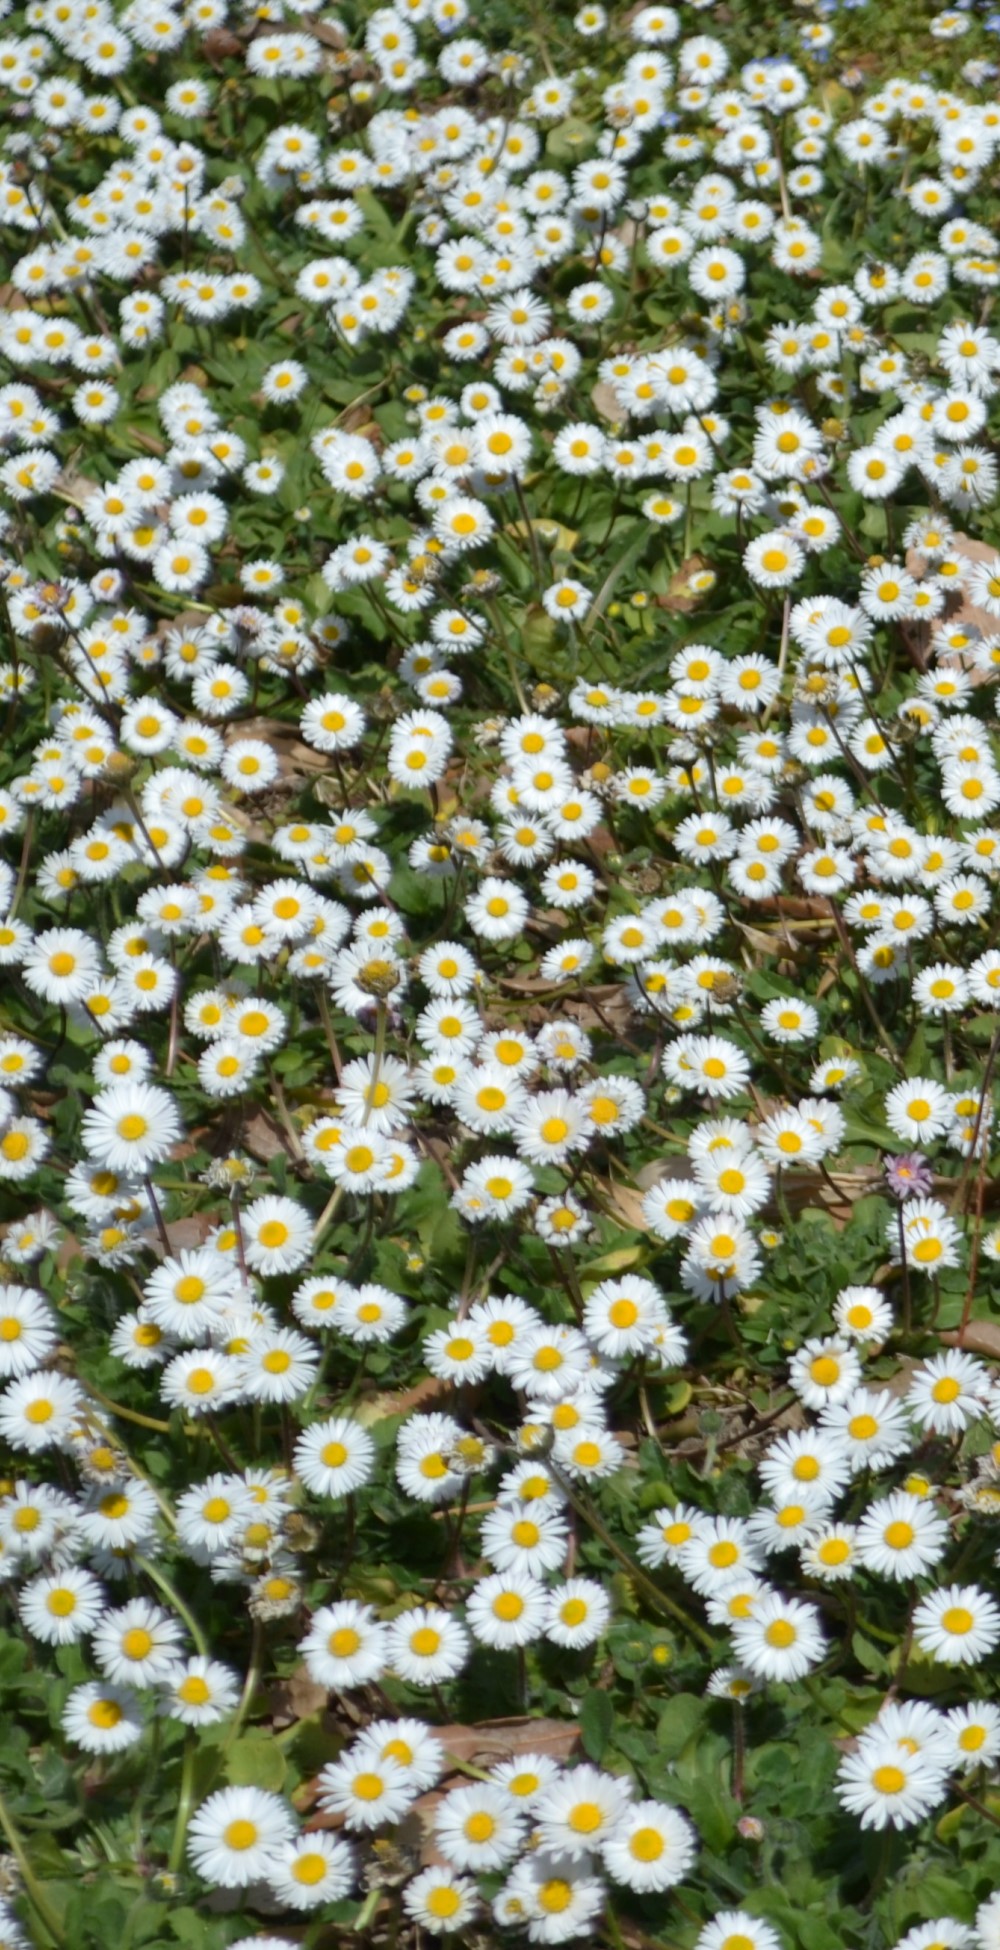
5;1;1000;1947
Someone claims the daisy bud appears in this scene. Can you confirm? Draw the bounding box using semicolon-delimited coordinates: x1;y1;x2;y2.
355;958;402;998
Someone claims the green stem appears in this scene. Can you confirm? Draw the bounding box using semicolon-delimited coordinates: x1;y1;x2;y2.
551;1467;715;1650
222;1619;264;1753
168;1730;198;1875
136;1556;209;1657
0;1784;67;1947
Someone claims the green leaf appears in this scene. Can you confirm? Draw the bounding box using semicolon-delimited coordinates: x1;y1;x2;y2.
224;1733;287;1792
851;1630;890;1677
579;1688;615;1762
656;1692;706;1759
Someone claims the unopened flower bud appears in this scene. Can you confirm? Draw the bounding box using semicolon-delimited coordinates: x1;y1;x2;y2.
356;958;401;999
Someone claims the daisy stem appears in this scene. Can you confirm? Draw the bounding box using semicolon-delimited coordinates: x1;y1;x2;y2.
317;986;344;1084
513;476;545;595
860;1822;896;1912
823;899;906;1075
731;1702;745;1804
167;1730;198;1875
361;1001;388;1130
136;1554;209;1657
122;786;167;871
896;1206;912;1337
165;962;180;1079
8;808;34;920
950;1023;1000;1217
604;1900;627;1950
223;1619;264;1754
0;1784;67;1948
954;1784;1000;1834
551;1244;586;1321
352;1887;383;1933
485;599;528;712
143;1176;171;1253
265;1060;306;1161
551;1469;714;1651
85;1387;173;1437
955;1062;1000;1347
312;1183;344;1251
761;596;790;730
229;1190;251;1289
800;1673;857;1735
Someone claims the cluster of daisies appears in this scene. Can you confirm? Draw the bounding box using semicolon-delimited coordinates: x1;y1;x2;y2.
6;0;1000;1941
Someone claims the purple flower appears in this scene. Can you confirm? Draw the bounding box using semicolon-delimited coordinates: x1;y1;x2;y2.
885;1153;934;1201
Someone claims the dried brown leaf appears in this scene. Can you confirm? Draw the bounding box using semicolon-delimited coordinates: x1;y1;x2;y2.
941;1322;1000;1360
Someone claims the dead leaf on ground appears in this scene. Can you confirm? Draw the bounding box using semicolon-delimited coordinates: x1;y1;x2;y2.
591;379;624;421
354;1374;447;1424
269;1666;330;1729
656;554;711;612
596;1179;650;1232
941;1322;1000;1360
200;25;245;62
303;11;346;46
225;716;330;785
903;531;998;678
435;1716;582;1769
242;1110;293;1164
163;1213;216;1254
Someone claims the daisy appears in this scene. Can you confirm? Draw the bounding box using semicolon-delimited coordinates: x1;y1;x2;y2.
787;1337;861;1411
142;1250;236;1341
267;1833;355;1910
480;1504;568;1579
436;1783;525;1872
453;1155;535;1223
93;1598;184;1684
386;1605;471;1684
855;1491;950;1580
404;1865;479;1932
0;1288;57;1378
581;1275;666;1357
162;1659;241;1727
884;1076;956;1145
602;1800;697;1892
497;1853;605;1943
241;1197;313;1275
338;1283;408;1344
160;1350;243;1417
62;1683;145;1754
187;1786;295;1886
80;1082;182;1173
821;1389;911;1471
757;1430;852;1509
695;1914;783;1950
240;1329;319;1404
395;1414;465;1505
0;1370;83;1454
834;1285;894;1342
907;1351;988;1434
293;1417;375;1498
731;1593;825;1681
342;1724;439;1802
836;1737;947;1830
317;1752;416;1831
912;1584;1000;1666
19;1568;106;1645
298;1599;387;1692
466;1572;548;1649
545;1578;611;1649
